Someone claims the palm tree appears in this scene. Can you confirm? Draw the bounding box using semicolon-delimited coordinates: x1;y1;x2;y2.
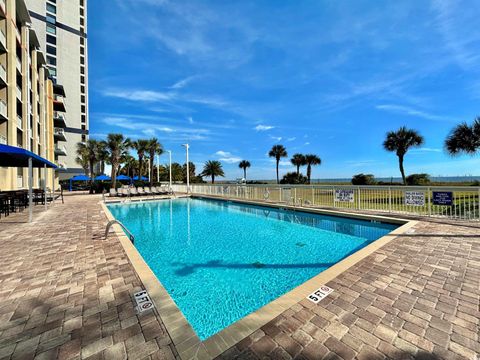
146;138;163;185
238;160;251;180
76;139;101;193
304;154;321;184
290;154;306;175
200;160;225;184
383;126;424;185
75;148;89;176
97;141;109;175
268;145;288;184
106;134;131;189
133;139;149;179
445;117;480;156
121;155;137;178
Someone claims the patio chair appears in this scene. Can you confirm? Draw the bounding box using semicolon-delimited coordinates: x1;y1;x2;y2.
154;186;163;194
130;187;138;196
109;188;118;197
137;187;145;196
144;187;153;196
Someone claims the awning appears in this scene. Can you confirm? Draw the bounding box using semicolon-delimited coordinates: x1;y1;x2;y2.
95;175;111;181
70;175;90;181
116;175;131;181
0;144;57;168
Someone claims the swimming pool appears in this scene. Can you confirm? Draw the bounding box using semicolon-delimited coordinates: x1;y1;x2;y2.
107;197;397;340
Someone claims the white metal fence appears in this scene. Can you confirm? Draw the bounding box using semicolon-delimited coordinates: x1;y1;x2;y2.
171;184;480;220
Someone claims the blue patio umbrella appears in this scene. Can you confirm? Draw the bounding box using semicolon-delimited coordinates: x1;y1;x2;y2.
116;174;131;181
69;174;91;191
94;175;111;181
133;176;148;181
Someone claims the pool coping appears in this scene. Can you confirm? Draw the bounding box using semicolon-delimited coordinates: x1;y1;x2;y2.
101;196;417;360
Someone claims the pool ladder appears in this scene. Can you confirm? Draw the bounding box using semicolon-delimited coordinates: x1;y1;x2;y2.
104;219;135;244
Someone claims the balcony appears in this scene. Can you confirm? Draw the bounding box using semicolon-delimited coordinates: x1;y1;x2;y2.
16;86;22;101
54;127;66;141
53;112;66;128
54;145;67;156
17;114;22;129
0;134;6;145
0;31;6;53
16;56;21;73
53;98;66;112
0;63;6;87
0;99;6;122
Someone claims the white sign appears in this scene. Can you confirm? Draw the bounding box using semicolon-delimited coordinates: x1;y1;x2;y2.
134;290;154;312
405;191;425;206
307;285;333;304
335;189;355;203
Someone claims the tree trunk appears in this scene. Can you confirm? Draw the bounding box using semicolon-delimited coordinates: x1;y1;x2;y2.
296;165;300;176
243;168;246;179
212;175;215;184
138;156;143;181
149;155;154;186
307;164;312;184
398;155;406;185
111;162;117;189
276;160;279;184
89;160;94;194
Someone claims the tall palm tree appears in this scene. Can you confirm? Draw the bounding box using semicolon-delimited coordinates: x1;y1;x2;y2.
106;134;131;189
146;138;163;185
290;153;306;175
445;117;480;156
97;141;109;175
268;145;287;184
383;126;424;185
121;155;137;178
200;160;225;184
76;139;101;193
304;154;321;184
238;160;251;180
133;139;149;179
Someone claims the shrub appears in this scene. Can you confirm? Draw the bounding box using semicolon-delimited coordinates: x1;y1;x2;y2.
351;173;376;185
406;173;430;185
280;172;308;184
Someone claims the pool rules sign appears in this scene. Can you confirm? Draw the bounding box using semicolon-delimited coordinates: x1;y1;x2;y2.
134;290;154;313
404;191;425;206
307;285;333;304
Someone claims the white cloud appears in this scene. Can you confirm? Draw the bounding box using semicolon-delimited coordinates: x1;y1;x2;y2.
375;104;451;122
103;89;174;102
411;147;442;153
269;135;282;142
254;125;274;131
215;150;242;164
188;116;194;124
286;137;296;142
169;76;197;89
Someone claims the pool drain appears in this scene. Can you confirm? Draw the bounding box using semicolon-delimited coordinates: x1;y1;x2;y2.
252;261;265;268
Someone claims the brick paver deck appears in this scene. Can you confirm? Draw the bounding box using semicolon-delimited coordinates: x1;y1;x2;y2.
0;195;479;360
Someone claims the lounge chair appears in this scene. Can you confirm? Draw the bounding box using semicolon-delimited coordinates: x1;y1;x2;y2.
137;187;145;196
130;187;138;196
144;187;153;196
109;188;118;197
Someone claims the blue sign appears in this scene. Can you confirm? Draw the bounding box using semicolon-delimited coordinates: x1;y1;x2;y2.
432;191;453;206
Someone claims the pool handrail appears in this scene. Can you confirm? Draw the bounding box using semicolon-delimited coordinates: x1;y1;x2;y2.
105;219;135;244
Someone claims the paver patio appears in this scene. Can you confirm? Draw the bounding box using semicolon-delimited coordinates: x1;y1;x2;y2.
0;194;478;360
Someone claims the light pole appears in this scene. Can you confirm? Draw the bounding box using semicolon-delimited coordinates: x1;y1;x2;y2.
182;144;189;193
167;150;172;190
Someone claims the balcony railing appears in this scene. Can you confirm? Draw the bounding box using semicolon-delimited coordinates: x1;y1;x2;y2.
54;127;66;141
0;31;6;51
53;112;67;128
16;86;22;100
16;56;21;73
0;63;6;83
0;134;6;145
17;114;22;129
0;99;6;119
54;145;67;156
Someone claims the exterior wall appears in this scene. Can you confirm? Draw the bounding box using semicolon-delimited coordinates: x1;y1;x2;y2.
25;0;88;180
0;0;58;191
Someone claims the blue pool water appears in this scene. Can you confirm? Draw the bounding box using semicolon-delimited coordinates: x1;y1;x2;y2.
108;198;397;340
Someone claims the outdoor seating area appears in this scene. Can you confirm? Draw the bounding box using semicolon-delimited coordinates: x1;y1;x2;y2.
0;189;64;219
109;185;173;197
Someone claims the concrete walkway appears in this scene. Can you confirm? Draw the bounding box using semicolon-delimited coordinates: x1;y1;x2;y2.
0;195;479;359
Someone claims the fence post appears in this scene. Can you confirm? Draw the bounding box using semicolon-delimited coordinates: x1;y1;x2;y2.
388;187;392;212
357;187;361;210
279;187;282;202
311;187;315;205
294;187;297;205
333;186;336;208
428;187;431;217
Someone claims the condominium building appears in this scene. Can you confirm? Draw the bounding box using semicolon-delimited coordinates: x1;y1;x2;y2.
0;0;66;191
25;0;88;179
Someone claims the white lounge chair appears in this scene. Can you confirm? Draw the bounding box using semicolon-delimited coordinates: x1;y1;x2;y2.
109;188;117;197
137;187;145;196
130;187;138;196
144;187;153;196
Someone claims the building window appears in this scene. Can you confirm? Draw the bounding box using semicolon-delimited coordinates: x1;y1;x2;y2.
46;24;56;35
46;45;56;56
81;105;85;113
80;47;84;55
80;8;84;16
80;76;85;84
80;66;84;74
81;95;85;103
81;135;86;142
46;3;56;14
80;37;84;45
80;85;85;93
47;56;56;66
46;34;56;45
46;15;56;25
80;56;85;65
48;67;56;76
81;115;86;123
80;18;84;26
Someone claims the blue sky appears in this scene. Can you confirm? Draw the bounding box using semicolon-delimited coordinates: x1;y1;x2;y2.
89;0;480;180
